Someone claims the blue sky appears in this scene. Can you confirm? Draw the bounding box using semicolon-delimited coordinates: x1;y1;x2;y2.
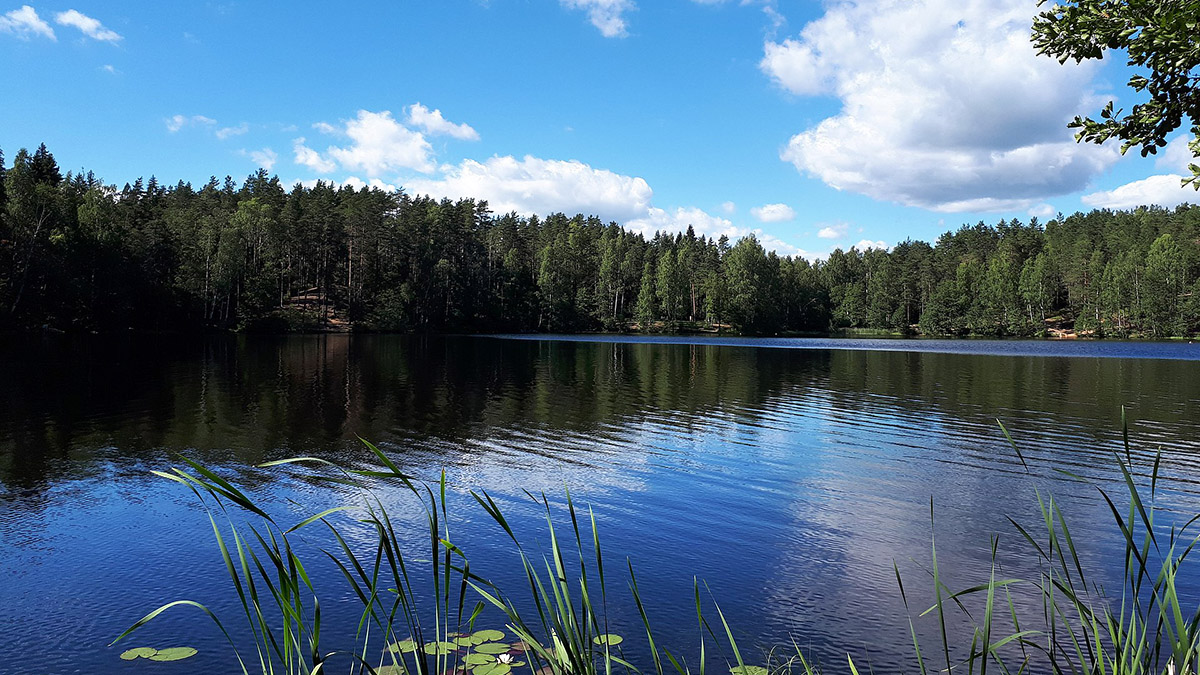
1;0;1196;258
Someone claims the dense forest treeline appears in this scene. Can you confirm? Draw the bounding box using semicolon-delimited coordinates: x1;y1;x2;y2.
2;143;1199;337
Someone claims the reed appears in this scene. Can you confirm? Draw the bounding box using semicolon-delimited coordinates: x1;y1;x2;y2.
894;414;1200;675
113;419;1198;675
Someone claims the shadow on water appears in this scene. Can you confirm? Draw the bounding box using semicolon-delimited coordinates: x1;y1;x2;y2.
3;334;1197;488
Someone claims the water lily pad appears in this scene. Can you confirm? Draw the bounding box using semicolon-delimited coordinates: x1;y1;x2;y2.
592;634;624;647
424;641;458;655
377;666;406;675
148;647;198;662
474;642;511;655
465;653;496;665
473;663;512;675
472;629;506;643
119;647;157;660
389;639;419;653
729;666;768;675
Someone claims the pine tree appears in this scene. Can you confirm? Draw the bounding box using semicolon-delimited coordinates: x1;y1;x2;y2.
634;261;657;331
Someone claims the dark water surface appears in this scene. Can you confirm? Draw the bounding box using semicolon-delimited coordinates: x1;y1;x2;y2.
2;334;1199;673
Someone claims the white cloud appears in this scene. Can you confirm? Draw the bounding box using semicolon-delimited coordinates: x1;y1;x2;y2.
406;103;480;141
247;148;278;172
750;202;795;222
290;176;401;192
0;5;54;40
312;121;337;135
166;114;216;132
626;206;806;257
627;206;736;239
320;110;435;176
216;123;249;140
54;9;121;42
1157;133;1197;172
1081;175;1199;210
406;155;653;223
292;137;337;173
1028;203;1056;219
816;222;848;239
719;201;736;214
561;0;633;38
763;0;1118;212
853;239;889;251
343;176;400;192
101;63;117;74
406;151;809;258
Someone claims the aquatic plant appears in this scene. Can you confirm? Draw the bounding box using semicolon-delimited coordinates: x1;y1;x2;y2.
895;414;1200;675
113;419;1199;675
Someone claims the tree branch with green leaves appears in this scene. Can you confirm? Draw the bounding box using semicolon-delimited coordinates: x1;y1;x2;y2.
1032;0;1200;186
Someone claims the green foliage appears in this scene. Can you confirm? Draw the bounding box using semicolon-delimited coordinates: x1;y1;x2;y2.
117;422;1200;675
899;417;1200;675
4;143;1199;338
1033;0;1200;187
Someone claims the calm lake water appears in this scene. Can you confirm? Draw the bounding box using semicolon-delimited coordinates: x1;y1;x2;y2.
2;334;1199;674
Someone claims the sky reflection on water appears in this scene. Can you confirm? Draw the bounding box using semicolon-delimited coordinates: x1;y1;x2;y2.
1;334;1198;673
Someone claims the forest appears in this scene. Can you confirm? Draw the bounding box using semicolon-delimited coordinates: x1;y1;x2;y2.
1;143;1198;338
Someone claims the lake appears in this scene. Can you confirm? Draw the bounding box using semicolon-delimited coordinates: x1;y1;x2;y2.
2;334;1199;674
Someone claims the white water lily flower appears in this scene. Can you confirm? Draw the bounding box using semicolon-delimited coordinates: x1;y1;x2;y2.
496;654;514;664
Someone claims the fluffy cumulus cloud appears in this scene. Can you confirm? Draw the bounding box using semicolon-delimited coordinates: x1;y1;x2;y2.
627;206;807;257
405;154;809;256
343;176;401;192
1081;176;1199;210
0;5;54;40
561;0;634;38
750;202;795;222
166;114;216;132
54;9;121;42
292;137;337;173
816;222;849;239
1082;134;1200;209
406;103;479;141
246;148;278;172
1028;203;1057;219
406;155;654;223
762;0;1119;212
297;110;436;177
854;239;889;251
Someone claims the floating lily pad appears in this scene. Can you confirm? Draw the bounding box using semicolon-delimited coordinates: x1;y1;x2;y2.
592;634;624;647
465;653;496;665
424;641;458;655
473;629;506;642
473;663;512;675
474;642;512;655
455;635;478;647
389;639;419;653
729;666;768;675
376;666;406;675
148;647;198;662
119;647;157;660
